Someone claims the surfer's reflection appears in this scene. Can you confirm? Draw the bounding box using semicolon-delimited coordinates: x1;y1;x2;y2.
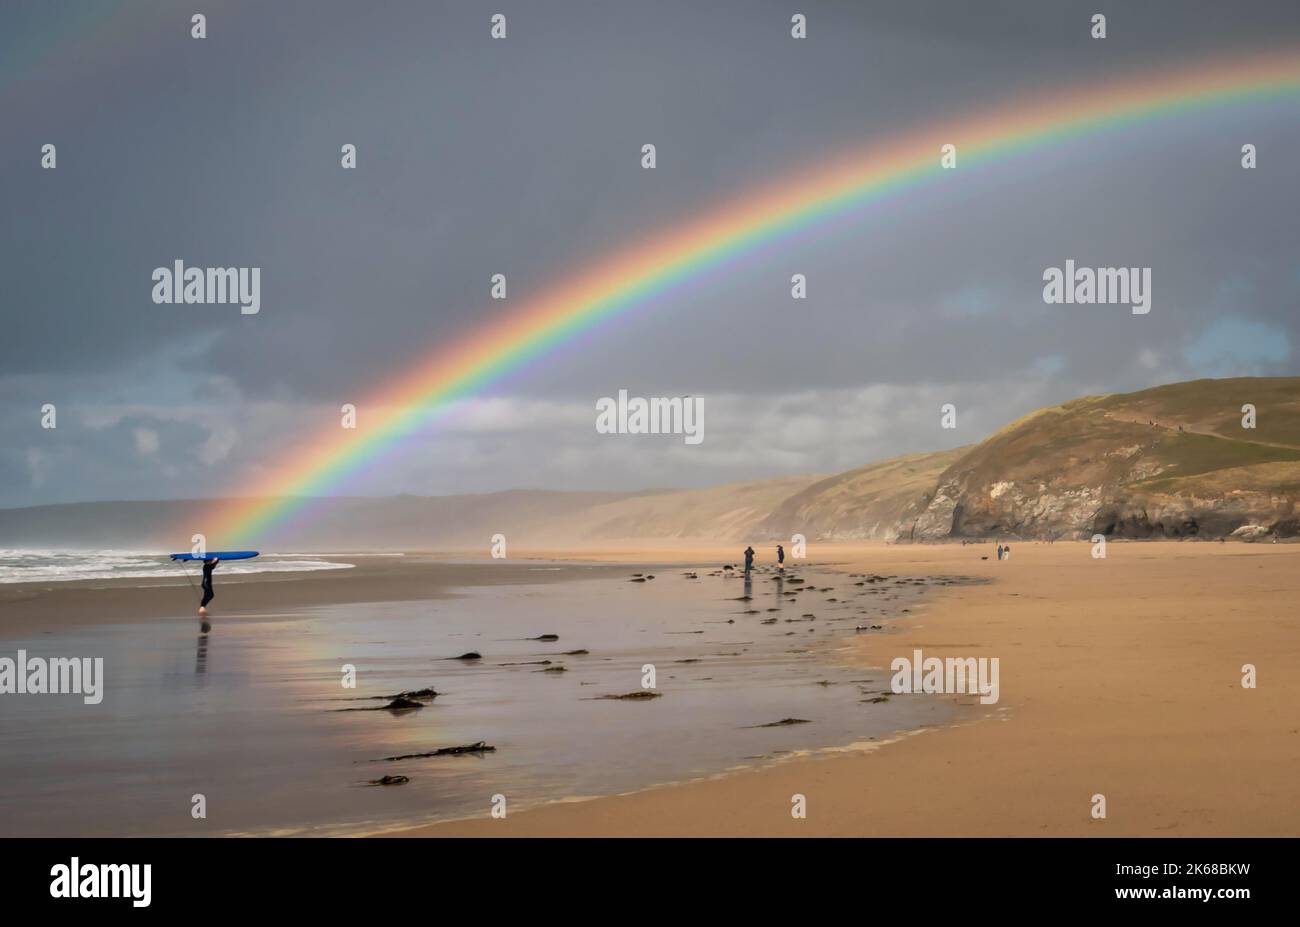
743;573;752;600
196;621;211;675
773;573;784;602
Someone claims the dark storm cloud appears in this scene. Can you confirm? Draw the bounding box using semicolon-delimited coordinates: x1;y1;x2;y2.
1;0;1297;504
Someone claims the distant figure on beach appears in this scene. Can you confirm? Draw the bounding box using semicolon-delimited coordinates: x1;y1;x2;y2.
743;546;755;574
776;544;785;571
996;544;1004;561
1003;544;1011;560
199;556;219;616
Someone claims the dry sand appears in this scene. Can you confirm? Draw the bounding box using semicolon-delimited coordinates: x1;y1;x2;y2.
382;540;1300;836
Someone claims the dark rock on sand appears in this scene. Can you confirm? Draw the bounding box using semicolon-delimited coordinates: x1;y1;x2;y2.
589;691;662;701
748;717;811;728
395;687;439;700
380;742;496;761
365;686;443;702
335;695;428;712
369;775;410;786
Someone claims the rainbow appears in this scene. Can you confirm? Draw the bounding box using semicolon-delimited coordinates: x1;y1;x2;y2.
201;49;1300;545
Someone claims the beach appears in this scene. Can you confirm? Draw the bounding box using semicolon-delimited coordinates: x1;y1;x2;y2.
2;541;1296;837
385;541;1300;836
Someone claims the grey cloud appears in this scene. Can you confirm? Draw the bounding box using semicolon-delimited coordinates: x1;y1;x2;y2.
1;0;1297;505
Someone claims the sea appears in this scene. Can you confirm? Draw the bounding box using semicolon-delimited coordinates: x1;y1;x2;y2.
0;548;354;584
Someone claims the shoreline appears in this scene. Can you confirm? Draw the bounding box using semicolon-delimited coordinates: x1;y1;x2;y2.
365;547;991;837
378;541;1300;836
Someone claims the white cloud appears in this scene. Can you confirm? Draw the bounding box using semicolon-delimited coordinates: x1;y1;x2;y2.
199;426;238;465
133;428;160;456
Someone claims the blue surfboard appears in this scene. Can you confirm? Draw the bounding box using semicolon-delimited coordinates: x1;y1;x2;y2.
169;550;260;561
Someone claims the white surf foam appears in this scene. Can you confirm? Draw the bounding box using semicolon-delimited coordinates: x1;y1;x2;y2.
0;549;354;584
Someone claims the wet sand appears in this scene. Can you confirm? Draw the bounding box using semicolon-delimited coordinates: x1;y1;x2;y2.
0;554;950;836
384;541;1300;836
0;556;631;636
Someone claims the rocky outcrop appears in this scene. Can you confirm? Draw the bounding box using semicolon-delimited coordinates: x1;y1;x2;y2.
890;378;1300;541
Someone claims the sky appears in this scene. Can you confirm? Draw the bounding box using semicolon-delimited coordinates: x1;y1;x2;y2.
2;0;1298;508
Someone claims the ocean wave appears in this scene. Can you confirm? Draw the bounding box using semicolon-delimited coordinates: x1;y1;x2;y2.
0;549;354;584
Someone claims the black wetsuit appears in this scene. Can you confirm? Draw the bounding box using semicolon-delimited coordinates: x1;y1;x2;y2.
201;558;218;608
743;547;755;573
777;546;785;566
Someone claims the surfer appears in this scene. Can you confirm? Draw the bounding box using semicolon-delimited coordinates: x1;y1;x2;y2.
199;556;218;616
170;551;256;616
776;544;785;572
743;545;755;574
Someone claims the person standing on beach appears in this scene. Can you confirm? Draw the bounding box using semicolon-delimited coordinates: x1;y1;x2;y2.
743;546;755;574
199;556;219;616
996;543;1004;561
776;544;785;571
